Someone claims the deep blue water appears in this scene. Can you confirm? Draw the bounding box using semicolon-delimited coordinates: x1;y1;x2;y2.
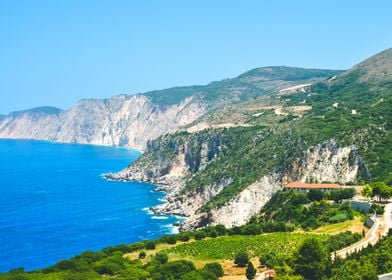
0;139;178;272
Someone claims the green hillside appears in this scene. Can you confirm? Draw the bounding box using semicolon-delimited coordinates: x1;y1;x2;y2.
136;48;392;214
144;67;341;106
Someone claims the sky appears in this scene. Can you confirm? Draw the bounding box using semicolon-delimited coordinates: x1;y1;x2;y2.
0;1;391;114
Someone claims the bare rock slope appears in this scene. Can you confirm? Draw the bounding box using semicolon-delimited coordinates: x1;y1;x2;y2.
0;95;205;150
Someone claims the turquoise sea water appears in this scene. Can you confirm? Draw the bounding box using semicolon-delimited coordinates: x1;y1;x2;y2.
0;139;178;272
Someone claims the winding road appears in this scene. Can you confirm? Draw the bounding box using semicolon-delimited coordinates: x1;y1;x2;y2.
332;202;392;260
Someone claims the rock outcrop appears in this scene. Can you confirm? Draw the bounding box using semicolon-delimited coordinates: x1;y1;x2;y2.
107;131;225;194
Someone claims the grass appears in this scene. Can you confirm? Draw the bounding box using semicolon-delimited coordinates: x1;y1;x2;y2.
313;216;366;235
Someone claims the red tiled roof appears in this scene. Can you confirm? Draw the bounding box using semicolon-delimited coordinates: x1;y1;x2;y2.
285;181;343;189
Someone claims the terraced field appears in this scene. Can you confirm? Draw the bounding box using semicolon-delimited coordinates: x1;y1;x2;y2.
164;233;330;261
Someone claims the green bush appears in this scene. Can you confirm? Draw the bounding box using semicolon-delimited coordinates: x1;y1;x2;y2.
203;262;224;277
234;251;249;267
178;233;191;242
138;251;146;259
195;230;207;240
154;252;168;264
165;235;177;245
145;241;156;250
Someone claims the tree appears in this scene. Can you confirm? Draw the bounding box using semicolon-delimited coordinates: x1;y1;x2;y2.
331;188;356;203
145;241;156;250
203;262;224;277
308;189;324;201
207;229;218;238
195;231;207;240
371;182;391;202
138;251;146;259
154;252;168;264
294;238;329;280
379;184;392;202
246;262;256;280
234;252;249;267
361;184;373;201
178;233;191;242
165;235;177;245
214;224;227;236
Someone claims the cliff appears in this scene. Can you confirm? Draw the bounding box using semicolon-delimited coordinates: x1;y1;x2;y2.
0;95;205;150
0;67;340;149
110;133;368;230
108;49;392;230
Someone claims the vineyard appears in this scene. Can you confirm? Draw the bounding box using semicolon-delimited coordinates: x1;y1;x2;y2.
164;233;330;261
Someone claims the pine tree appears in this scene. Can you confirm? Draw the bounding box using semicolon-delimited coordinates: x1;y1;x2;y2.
246;262;256;280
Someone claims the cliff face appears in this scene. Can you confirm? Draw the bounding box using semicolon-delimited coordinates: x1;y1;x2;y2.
0;95;205;150
193;140;368;230
107;131;225;193
110;134;368;230
0;67;342;149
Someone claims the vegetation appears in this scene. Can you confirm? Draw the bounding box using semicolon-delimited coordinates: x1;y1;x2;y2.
257;190;357;230
136;50;392;215
246;261;257;279
0;229;362;280
164;232;356;261
234;251;249;267
293;238;329;280
371;181;392;202
2;45;391;280
329;235;392;279
144;67;340;106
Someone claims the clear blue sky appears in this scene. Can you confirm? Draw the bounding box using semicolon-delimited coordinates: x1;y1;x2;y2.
0;0;391;114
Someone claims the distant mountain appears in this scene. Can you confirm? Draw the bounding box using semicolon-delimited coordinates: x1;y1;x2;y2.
9;106;63;117
0;67;339;150
145;67;340;106
111;48;391;230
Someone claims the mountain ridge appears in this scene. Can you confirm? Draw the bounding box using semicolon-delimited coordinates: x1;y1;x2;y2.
0;66;339;150
109;48;391;230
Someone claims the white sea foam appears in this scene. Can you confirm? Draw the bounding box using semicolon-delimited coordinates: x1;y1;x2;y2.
151;215;168;220
162;224;179;234
142;207;154;215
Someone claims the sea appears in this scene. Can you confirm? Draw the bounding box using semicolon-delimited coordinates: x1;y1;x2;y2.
0;139;179;272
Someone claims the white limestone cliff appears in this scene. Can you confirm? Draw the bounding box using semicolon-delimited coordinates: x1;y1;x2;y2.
0;95;205;150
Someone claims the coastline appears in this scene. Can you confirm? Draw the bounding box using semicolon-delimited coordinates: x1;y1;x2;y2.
0;139;165;272
103;173;185;232
0;137;145;154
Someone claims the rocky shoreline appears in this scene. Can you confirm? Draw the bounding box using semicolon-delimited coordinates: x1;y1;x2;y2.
105;139;369;231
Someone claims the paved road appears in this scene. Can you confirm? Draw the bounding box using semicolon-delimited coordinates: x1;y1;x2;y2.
332;202;392;260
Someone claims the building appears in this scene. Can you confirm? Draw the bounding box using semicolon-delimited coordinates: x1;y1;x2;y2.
284;181;344;193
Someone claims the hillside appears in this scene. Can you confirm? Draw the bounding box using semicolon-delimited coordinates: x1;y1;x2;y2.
0;227;362;279
0;67;339;150
110;48;392;230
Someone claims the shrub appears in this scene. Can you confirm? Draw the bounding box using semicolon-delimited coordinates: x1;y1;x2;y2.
195;230;207;240
178;233;191;242
246;262;256;280
214;224;227;236
154;252;168;264
241;224;262;235
139;251;146;259
145;241;156;250
203;262;224;277
152;260;195;279
234;251;249;267
308;189;324;201
208;229;218;238
165;235;177;245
